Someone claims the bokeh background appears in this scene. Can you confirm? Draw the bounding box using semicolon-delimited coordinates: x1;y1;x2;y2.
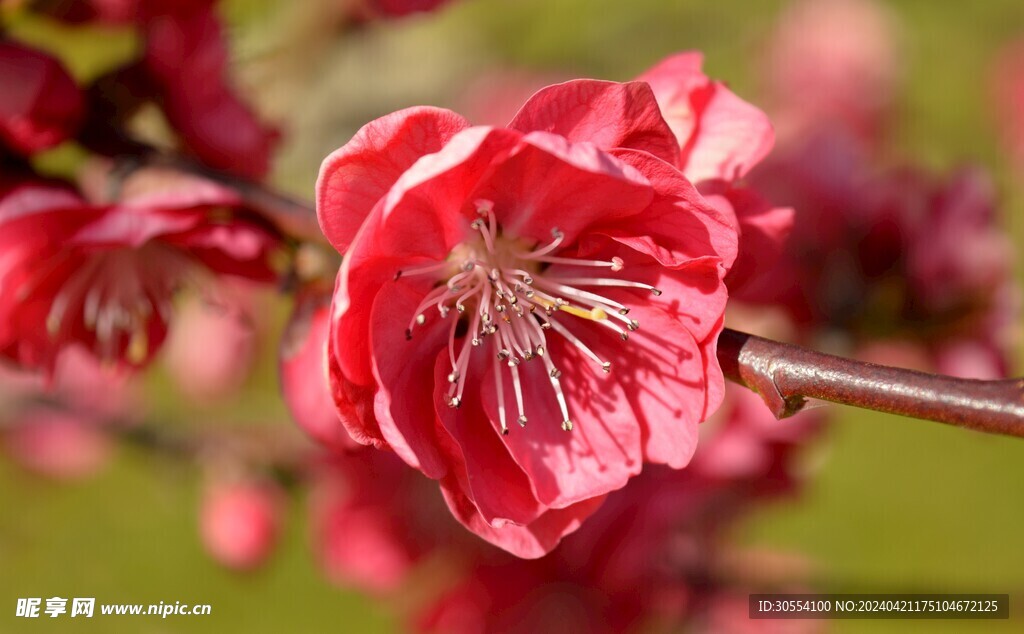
1;0;1023;632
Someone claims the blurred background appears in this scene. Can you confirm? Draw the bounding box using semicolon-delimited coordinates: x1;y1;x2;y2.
1;0;1023;631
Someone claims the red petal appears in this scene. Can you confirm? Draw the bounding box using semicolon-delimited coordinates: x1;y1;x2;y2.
368;281;456;479
639;52;774;182
508;79;680;165
316;107;470;254
601;148;738;271
477;132;655;247
479;337;642;509
439;475;605;559
431;352;547;527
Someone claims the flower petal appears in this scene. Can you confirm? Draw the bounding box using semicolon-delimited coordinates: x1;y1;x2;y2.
439;475;605;559
508;79;680;165
369;280;457;479
479;336;642;509
639;52;774;182
316;107;470;253
431;351;547;527
477;131;654;246
599;148;738;271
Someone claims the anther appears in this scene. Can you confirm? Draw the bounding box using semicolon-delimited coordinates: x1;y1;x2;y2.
561;420;573;432
601;362;612;373
517;415;528;427
416;314;426;325
405;329;413;341
447;371;459;383
448;396;461;408
549;368;561;378
627;320;639;331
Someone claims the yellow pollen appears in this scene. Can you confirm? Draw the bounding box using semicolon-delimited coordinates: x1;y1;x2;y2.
558;304;608;321
127;329;149;364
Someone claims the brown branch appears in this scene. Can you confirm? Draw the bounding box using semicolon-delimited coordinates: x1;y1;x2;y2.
718;328;1024;437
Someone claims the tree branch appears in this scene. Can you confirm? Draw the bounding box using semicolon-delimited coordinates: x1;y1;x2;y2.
718;328;1024;437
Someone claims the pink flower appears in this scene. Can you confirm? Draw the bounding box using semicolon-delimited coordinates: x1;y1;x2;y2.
317;81;738;556
200;479;284;570
0;41;84;156
637;52;793;296
280;292;361;450
762;0;900;144
0;167;282;371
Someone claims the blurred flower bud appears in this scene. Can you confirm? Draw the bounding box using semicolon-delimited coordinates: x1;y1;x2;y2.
200;479;284;571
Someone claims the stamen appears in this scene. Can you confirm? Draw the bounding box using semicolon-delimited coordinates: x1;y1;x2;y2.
399;211;660;434
546;276;662;295
395;260;449;280
546;317;612;373
493;351;508;435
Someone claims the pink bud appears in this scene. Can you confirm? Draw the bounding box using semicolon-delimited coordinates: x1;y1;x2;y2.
200;481;284;570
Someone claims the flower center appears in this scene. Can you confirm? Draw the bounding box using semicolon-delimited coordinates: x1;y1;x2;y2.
400;201;661;434
43;243;196;363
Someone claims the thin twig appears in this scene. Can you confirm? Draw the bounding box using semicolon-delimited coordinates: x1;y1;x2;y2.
718;328;1024;437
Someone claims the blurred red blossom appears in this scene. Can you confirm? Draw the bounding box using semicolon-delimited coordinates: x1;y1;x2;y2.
0;166;282;372
762;0;901;144
141;1;280;180
316;77;742;556
745;130;1017;378
32;0;279;180
0;40;84;156
200;479;285;570
307;450;457;592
